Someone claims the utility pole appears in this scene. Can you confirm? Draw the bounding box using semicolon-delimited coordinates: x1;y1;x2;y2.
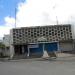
53;5;59;25
56;16;58;25
15;7;17;28
14;0;17;28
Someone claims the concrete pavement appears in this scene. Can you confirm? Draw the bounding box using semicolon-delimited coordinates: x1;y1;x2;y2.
0;54;75;75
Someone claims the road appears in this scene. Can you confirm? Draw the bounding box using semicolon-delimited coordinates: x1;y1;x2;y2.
0;56;75;75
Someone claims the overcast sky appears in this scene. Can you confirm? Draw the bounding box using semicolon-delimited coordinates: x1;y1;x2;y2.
0;0;75;38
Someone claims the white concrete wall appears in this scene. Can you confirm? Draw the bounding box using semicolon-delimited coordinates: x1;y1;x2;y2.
9;30;14;58
3;35;10;47
71;25;75;39
3;50;9;56
10;45;14;59
10;29;14;45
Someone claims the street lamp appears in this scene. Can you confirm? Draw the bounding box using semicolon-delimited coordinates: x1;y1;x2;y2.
52;5;59;25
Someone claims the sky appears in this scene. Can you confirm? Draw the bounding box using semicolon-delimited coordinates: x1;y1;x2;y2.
0;0;75;38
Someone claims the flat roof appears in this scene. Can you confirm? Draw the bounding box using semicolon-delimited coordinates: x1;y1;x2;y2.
12;24;71;30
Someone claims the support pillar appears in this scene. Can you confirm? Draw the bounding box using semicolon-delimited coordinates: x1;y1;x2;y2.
22;45;25;54
10;45;14;59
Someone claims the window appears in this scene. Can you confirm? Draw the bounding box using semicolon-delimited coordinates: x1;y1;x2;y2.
43;31;45;33
37;34;39;36
43;27;45;30
34;29;36;32
63;27;65;30
28;32;30;35
58;31;60;33
49;32;51;35
70;35;72;38
43;33;45;36
61;34;64;37
31;34;33;37
52;32;54;36
46;32;48;34
58;34;60;36
25;31;27;34
55;32;57;35
37;31;39;34
52;28;54;31
61;32;63;34
46;28;48;31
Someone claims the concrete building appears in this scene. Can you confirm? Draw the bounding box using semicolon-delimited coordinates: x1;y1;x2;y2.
11;24;72;44
3;35;10;56
3;35;10;47
10;24;74;58
0;40;3;56
0;39;3;43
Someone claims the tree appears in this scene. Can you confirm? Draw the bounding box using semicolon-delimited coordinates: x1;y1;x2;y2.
0;43;5;49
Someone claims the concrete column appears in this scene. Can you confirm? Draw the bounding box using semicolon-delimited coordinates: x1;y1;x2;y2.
57;42;60;53
72;41;74;50
43;43;44;53
22;45;25;54
28;46;30;57
10;45;14;59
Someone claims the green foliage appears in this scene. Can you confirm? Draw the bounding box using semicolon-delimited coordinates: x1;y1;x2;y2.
0;43;5;49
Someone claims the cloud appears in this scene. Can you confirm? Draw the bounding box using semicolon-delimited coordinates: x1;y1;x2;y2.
16;0;57;27
0;26;11;37
1;0;75;38
0;16;15;38
16;0;75;38
4;16;15;27
16;0;75;27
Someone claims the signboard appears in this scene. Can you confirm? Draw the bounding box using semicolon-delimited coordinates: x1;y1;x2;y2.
28;44;39;48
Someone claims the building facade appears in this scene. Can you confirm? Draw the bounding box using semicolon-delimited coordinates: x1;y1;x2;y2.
11;24;72;45
3;35;10;47
3;35;10;56
10;24;73;58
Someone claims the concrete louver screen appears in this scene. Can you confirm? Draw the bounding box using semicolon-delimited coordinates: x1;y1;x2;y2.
12;25;72;44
